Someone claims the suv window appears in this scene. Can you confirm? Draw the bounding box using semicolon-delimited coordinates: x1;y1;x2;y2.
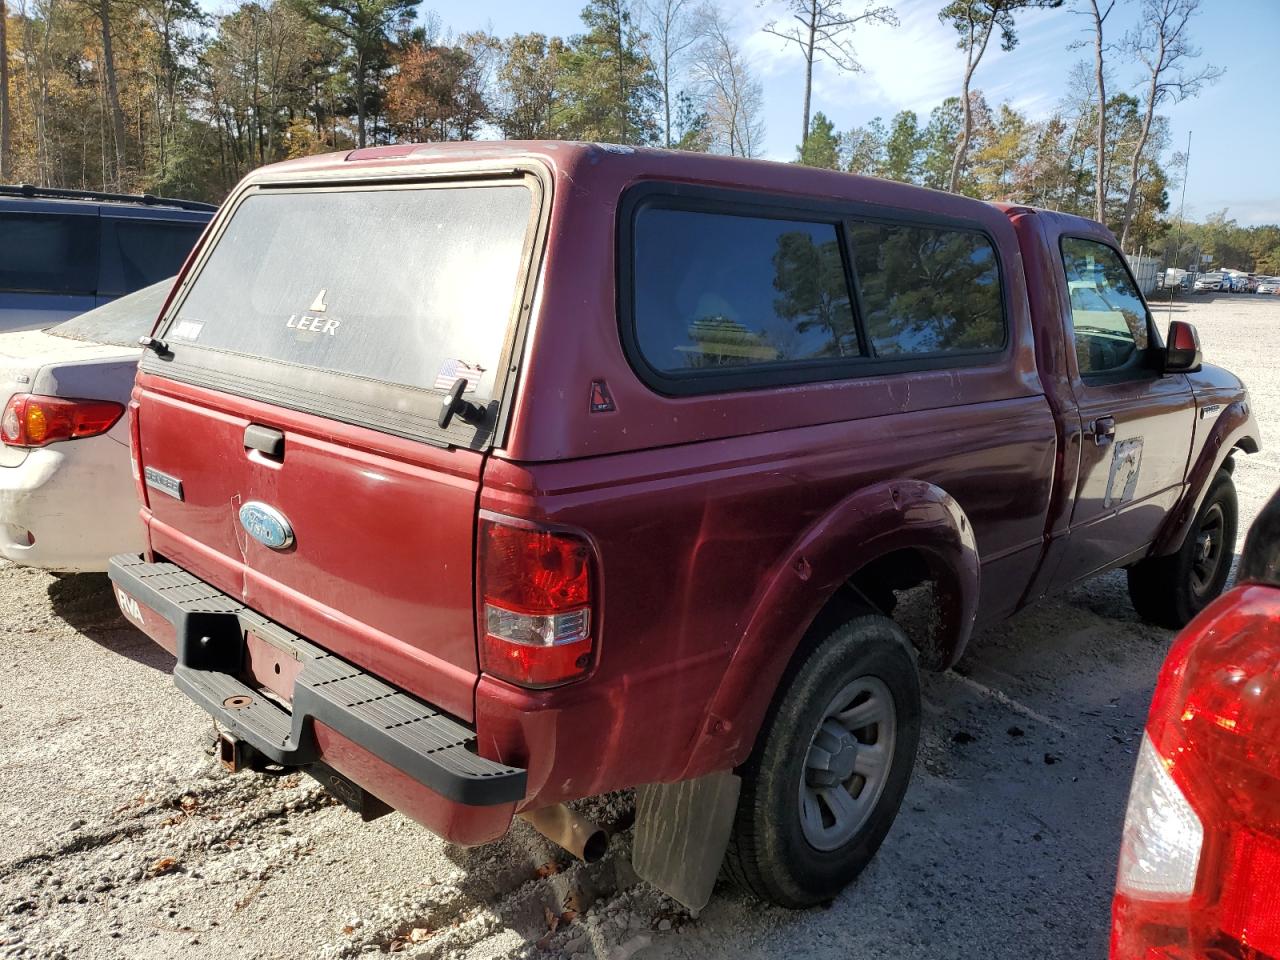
168;183;533;400
632;208;857;374
0;212;99;294
847;221;1003;356
99;219;205;296
1060;237;1149;376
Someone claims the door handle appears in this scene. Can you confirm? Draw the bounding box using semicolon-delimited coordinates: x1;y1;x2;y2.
1092;416;1116;446
244;424;285;460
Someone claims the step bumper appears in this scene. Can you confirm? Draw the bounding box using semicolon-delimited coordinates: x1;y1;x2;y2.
108;553;527;808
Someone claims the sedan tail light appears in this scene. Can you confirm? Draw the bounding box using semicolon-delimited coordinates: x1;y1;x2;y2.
1111;585;1280;960
0;394;124;448
477;514;596;688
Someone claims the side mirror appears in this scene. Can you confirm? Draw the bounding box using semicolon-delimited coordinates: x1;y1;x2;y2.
1163;320;1202;373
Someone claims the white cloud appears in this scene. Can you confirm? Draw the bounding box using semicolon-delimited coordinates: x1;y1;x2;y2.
821;1;961;117
739;2;798;79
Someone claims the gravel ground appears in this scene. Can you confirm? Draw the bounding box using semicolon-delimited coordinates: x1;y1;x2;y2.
1;295;1276;960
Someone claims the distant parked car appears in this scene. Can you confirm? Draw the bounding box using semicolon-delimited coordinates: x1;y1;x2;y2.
1194;274;1223;292
0;185;212;334
0;279;171;571
1256;278;1280;295
1110;486;1280;960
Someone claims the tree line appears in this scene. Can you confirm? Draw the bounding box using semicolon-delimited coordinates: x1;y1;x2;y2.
0;0;1272;269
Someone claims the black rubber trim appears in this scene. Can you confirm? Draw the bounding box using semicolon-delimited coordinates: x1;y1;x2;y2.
108;554;526;806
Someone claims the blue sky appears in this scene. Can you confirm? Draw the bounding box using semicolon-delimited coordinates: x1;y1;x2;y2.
205;0;1280;225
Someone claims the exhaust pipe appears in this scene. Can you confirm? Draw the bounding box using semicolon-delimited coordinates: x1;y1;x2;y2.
519;804;608;863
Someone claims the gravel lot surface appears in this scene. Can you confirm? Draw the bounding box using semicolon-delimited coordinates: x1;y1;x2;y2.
1;295;1276;960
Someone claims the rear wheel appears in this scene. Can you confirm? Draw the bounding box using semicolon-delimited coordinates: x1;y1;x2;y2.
724;613;920;908
1128;469;1238;629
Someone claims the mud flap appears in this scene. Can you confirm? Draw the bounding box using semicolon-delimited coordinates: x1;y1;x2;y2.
631;771;740;912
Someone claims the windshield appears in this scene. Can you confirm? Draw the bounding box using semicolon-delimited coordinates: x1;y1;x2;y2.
49;278;173;347
167;183;534;401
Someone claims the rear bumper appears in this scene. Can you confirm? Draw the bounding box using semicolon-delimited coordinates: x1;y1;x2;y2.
108;553;526;843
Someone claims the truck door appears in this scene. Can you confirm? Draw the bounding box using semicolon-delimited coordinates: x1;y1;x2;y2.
1055;235;1195;583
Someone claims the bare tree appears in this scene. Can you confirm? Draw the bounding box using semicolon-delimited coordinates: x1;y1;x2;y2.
1073;0;1114;223
85;0;129;187
1118;0;1221;249
1;0;10;180
940;0;1061;194
694;4;763;157
642;0;699;147
762;0;897;146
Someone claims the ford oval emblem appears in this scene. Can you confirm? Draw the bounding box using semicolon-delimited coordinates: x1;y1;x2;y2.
238;502;295;550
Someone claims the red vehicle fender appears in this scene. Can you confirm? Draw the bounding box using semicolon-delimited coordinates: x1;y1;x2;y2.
1151;400;1261;557
678;479;979;779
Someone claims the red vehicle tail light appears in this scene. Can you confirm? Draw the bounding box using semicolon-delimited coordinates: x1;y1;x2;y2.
0;394;124;448
127;401;149;507
478;515;596;688
1111;585;1280;960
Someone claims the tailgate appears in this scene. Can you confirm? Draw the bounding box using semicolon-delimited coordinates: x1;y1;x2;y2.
132;174;544;722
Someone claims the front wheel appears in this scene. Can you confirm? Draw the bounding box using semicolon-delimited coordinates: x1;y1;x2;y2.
1128;469;1238;629
723;613;921;908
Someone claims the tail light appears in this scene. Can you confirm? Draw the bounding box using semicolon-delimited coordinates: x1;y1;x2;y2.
0;394;124;448
477;514;596;688
127;401;149;507
1111;584;1280;960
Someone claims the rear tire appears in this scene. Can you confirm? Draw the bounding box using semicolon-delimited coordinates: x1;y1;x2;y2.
724;613;920;908
1127;469;1237;629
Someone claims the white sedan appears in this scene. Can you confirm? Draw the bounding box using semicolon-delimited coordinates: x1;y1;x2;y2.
0;280;170;571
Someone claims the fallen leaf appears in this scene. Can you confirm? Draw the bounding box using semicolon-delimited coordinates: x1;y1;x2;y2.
340;925;355;936
388;937;408;952
534;861;561;880
408;928;432;944
179;794;200;812
113;794;147;814
147;856;179;876
544;906;560;933
559;910;578;926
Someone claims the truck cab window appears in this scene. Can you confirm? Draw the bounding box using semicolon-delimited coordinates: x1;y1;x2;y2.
633;207;858;375
1060;237;1150;377
847;221;1004;357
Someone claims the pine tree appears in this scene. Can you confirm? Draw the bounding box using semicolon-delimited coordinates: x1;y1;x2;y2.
290;0;420;147
797;110;840;169
560;0;659;144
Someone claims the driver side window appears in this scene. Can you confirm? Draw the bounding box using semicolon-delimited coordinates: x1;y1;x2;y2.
1060;237;1150;377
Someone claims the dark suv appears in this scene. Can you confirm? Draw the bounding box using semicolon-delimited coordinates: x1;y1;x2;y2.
0;185;214;333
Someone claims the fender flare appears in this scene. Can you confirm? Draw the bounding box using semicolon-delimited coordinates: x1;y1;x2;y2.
679;479;979;780
1151;400;1261;557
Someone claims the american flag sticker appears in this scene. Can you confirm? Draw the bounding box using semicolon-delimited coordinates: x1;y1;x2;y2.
433;358;485;392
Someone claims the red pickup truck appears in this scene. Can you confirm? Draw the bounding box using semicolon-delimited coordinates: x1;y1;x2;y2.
108;142;1259;911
